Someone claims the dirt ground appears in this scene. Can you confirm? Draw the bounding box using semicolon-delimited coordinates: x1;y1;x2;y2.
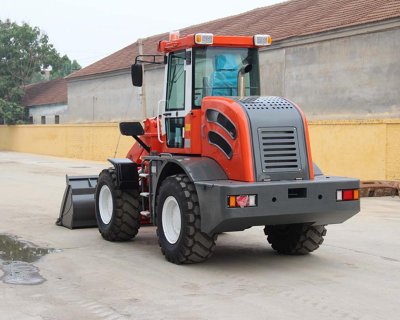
0;151;399;320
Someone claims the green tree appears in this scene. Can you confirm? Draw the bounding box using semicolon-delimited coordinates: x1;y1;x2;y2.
50;55;81;79
0;19;81;124
0;99;25;124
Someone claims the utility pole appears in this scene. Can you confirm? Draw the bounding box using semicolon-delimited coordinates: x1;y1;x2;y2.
138;38;147;119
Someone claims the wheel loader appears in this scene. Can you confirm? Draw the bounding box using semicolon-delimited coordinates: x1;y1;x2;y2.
58;33;360;264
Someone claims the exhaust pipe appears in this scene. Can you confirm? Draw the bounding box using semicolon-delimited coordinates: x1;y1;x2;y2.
237;64;252;99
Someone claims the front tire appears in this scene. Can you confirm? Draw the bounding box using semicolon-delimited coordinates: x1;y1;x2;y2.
156;174;217;264
95;168;140;241
264;223;327;255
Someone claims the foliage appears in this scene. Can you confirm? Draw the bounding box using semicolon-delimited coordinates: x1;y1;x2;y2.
0;19;81;124
50;56;81;79
0;98;26;124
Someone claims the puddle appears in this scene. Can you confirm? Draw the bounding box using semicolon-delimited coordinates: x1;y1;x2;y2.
0;234;57;285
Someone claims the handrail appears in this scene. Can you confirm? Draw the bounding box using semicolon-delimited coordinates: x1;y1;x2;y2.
157;100;167;143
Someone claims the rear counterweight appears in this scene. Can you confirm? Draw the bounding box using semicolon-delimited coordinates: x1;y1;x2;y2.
195;176;360;234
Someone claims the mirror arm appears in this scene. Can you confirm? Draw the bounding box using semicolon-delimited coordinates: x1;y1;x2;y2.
132;135;151;153
135;54;165;65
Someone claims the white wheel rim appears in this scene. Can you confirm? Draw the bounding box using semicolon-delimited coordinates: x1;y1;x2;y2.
162;196;182;244
99;185;113;224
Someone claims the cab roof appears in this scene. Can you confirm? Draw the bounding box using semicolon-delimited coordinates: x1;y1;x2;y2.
158;34;269;53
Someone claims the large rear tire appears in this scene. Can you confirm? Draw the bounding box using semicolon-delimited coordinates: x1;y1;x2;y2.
156;174;217;264
264;223;327;255
95;168;140;241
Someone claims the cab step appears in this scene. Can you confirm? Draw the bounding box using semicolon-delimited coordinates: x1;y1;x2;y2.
140;210;151;218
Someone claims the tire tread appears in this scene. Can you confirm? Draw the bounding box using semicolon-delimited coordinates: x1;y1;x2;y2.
264;224;326;255
96;168;140;241
156;174;217;264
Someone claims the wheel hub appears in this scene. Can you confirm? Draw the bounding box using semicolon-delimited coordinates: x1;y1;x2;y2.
99;185;113;224
162;196;182;244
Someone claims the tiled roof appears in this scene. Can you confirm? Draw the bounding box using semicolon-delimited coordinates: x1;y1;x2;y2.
68;0;400;79
22;78;67;107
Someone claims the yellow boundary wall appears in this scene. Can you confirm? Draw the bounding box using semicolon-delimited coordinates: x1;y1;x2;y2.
308;119;400;180
1;120;399;180
0;123;133;162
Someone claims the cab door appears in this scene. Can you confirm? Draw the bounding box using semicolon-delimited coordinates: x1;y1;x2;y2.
162;49;192;149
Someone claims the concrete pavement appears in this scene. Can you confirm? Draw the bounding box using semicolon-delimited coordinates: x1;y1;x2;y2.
0;151;399;320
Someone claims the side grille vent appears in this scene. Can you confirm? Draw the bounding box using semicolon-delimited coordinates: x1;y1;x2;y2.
258;127;301;172
206;109;237;139
208;131;233;159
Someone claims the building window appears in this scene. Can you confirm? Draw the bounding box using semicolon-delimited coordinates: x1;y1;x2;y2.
55;115;60;124
28;116;33;124
41;116;46;124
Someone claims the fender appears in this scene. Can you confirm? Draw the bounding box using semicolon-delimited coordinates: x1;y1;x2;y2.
151;156;228;218
108;158;139;189
155;156;227;187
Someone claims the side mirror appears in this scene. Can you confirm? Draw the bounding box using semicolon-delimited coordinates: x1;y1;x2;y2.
131;63;143;87
119;122;144;136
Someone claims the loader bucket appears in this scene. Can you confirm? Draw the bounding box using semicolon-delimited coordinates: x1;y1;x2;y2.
56;175;98;229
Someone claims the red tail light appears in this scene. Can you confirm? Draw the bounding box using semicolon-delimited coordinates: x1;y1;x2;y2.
227;195;257;208
337;189;359;201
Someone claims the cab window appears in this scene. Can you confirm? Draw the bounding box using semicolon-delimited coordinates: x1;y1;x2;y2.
166;50;186;111
193;47;260;107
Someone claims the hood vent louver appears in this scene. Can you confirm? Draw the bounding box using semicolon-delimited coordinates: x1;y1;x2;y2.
258;127;301;173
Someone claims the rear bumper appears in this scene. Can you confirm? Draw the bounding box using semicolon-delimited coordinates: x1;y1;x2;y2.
195;176;360;234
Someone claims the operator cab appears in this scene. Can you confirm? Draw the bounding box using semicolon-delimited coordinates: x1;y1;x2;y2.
131;33;271;151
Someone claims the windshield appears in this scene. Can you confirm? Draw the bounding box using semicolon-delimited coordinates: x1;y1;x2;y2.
193;47;260;107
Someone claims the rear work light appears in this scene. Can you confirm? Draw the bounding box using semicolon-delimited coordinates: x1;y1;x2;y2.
227;195;257;208
254;34;272;46
194;33;214;45
336;189;360;201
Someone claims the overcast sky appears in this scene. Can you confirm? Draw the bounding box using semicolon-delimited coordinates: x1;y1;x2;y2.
2;0;286;67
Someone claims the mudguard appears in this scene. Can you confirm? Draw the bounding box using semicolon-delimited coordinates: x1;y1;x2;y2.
149;156;228;220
